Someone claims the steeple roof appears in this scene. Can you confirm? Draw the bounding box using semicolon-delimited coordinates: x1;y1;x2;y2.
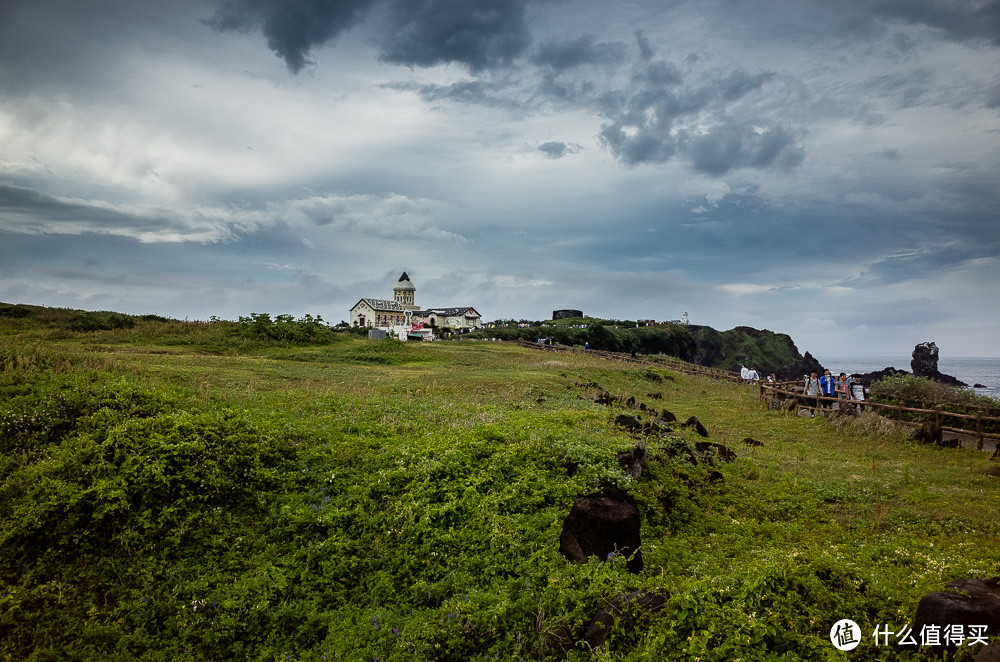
394;271;415;292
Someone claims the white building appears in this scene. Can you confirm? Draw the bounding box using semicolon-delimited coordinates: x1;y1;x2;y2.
349;272;482;338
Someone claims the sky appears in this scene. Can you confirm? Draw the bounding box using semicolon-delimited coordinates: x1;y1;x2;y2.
1;0;998;358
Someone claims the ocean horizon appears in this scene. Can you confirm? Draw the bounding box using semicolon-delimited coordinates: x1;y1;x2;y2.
813;355;1000;401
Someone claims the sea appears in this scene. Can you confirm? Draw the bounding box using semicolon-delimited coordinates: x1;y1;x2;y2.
814;356;1000;402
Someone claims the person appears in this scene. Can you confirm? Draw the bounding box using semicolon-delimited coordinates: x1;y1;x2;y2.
740;365;750;383
819;369;836;410
836;373;849;406
767;373;776;384
748;367;759;384
630;344;637;359
850;377;866;412
584;341;590;350
804;371;821;417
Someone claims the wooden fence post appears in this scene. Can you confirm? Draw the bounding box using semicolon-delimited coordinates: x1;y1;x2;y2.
935;405;942;429
977;410;984;451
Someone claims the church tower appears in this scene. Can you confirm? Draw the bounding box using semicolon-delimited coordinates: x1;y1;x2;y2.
393;272;417;310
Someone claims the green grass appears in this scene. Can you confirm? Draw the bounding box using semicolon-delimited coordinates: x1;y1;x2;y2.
1;314;998;661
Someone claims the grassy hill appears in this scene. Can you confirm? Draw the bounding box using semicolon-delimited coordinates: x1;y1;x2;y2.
1;305;998;660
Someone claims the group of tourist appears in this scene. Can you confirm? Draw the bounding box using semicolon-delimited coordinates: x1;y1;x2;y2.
740;365;776;385
803;369;866;410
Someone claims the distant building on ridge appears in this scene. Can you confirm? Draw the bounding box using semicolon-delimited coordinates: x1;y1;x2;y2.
349;272;482;339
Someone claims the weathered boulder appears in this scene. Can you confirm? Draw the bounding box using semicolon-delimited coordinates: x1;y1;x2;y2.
695;441;737;463
558;485;643;573
913;422;943;446
614;414;643;432
617;445;646;478
907;577;1000;651
584;590;666;650
682;416;709;437
742;437;764;447
976;642;1000;661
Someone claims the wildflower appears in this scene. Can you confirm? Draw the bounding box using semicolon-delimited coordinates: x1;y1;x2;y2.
393;627;399;637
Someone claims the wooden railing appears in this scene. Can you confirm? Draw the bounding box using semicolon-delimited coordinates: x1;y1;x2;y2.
505;337;999;452
758;382;1000;450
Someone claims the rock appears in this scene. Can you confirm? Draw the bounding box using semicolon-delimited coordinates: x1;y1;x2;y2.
648;391;663;399
975;383;987;389
695;441;736;462
594;391;614;405
660;409;677;423
976;642;1000;661
742;437;764;447
682;416;709;437
617;445;646;478
558;485;643;573
908;577;1000;651
854;366;908;386
614;414;643;432
584;590;666;650
643;370;662;382
911;341;967;386
625;396;636;408
912;422;943;445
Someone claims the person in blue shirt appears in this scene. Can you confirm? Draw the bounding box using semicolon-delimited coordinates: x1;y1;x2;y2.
819;369;836;409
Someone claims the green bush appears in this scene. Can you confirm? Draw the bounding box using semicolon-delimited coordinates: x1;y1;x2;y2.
235;313;334;344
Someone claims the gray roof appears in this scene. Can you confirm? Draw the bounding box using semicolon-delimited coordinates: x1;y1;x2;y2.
418;307;480;317
354;298;407;312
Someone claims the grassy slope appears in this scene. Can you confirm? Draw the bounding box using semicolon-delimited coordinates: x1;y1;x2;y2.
1;314;998;661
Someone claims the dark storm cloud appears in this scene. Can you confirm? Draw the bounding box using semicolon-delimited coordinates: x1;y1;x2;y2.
209;0;532;73
874;0;1000;44
677;122;805;175
987;83;1000;109
0;183;232;241
386;79;523;109
207;0;377;73
380;0;532;71
596;60;803;173
536;141;581;159
530;35;628;72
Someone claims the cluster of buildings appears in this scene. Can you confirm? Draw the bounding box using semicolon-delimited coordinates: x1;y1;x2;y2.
349;272;482;340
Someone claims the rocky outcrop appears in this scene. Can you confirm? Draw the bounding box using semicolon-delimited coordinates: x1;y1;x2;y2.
688;325;825;380
911;341;966;386
559;485;643;573
584;590;666;650
854;366;909;387
906;577;1000;652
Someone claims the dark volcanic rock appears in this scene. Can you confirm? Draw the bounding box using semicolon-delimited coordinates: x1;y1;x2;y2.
584;590;666;651
911;341;967;386
682;416;709;437
912;422;943;446
617;445;646;478
855;366;909;386
559;485;643;573
614;414;643;432
907;577;1000;651
695;441;736;462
